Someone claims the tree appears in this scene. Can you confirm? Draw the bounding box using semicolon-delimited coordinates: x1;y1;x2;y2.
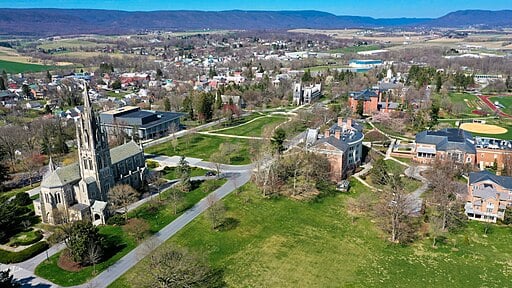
163;97;171;111
123;218;150;243
156;68;163;80
370;158;389;185
429;215;445;248
375;175;416;243
0;269;20;288
356;99;364;116
271;128;286;154
85;240;102;275
0;148;10;192
168;187;184;215
206;194;226;230
429;100;440;127
0;77;5;91
46;70;52;83
147;171;167;201
111;80;122;90
22;84;31;98
435;74;443;93
301;69;312;83
137;245;225;288
62;221;103;265
108;184;140;220
178;156;191;191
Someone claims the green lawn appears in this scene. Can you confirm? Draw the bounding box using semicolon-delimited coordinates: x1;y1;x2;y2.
466;119;512;140
218;116;288;137
384;160;422;192
162;166;210;180
1;184;39;200
111;180;512;288
0;59;56;73
205;113;266;131
36;178;227;286
489;96;512;115
37;39;103;50
129;179;226;233
145;134;256;165
35;225;137;287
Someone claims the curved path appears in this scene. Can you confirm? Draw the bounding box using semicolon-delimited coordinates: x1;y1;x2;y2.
479;95;512;119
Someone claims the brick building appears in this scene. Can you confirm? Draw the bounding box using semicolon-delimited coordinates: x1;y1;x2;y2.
465;171;512;223
306;118;364;182
349;89;379;115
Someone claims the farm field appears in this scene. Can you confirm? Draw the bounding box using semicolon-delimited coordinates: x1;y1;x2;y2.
0;59;56;74
110;181;512;288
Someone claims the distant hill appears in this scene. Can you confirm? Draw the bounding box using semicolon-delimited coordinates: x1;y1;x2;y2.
427;10;512;27
0;9;510;36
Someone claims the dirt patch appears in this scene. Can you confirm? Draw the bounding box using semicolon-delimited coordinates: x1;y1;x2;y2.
58;249;83;272
460;123;508;134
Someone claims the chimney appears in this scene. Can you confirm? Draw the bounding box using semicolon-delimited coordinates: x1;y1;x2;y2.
335;130;341;140
338;117;343;127
324;129;330;138
385;97;389;113
346;118;352;130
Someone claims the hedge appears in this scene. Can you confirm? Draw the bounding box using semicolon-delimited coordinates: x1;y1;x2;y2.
10;230;44;247
0;241;49;263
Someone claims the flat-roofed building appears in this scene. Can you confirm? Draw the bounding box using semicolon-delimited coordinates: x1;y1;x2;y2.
100;106;184;140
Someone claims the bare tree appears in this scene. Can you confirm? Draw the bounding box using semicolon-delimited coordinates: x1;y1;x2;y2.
108;184;140;220
206;194;226;230
374;175;416;243
85;240;102;275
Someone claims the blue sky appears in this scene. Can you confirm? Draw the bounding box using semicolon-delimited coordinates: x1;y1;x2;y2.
0;0;510;18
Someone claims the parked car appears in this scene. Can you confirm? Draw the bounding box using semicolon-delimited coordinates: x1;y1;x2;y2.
205;171;217;177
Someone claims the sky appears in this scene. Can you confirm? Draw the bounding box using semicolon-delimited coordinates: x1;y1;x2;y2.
0;0;510;18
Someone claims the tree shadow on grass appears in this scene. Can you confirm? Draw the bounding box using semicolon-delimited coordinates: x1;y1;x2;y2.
217;217;239;232
101;233;127;261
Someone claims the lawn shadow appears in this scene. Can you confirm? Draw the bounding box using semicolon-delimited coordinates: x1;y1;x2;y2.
218;217;240;232
102;232;127;261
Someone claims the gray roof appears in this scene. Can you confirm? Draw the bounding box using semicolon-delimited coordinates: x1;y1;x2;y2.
469;170;512;189
41;163;81;188
110;140;142;164
472;187;510;201
42;141;142;188
349;89;378;101
70;203;89;211
416;128;476;154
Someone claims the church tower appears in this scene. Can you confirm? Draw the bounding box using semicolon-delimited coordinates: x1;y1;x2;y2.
75;81;114;205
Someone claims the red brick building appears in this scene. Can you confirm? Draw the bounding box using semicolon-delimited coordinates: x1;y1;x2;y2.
349;89;379;115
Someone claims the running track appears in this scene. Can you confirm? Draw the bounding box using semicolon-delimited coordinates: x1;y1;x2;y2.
478;95;512;119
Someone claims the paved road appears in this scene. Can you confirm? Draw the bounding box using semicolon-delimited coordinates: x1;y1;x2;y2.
404;165;430;214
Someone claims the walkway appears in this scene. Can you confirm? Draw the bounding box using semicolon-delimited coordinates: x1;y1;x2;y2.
404;165;430;214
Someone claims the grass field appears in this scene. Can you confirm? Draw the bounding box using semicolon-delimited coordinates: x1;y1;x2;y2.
329;44;381;54
37;39;104;50
145;134;255;165
111;181;512;288
0;59;56;73
218;116;288;137
489;96;512;115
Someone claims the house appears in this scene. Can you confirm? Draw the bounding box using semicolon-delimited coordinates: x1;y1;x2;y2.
25;101;42;110
413;128;476;165
293;83;322;105
100;106;185;140
220;95;245;109
464;171;512;223
33;83;146;225
307;118;364;182
349;89;379;115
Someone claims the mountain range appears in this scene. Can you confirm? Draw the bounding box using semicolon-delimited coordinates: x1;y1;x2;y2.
0;9;511;36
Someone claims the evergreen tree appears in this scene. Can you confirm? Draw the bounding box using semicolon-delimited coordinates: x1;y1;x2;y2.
46;70;52;83
301;69;313;83
0;269;19;288
356;99;364;116
163;97;171;111
435;74;443;93
63;221;104;265
271;128;286;154
0;77;5;90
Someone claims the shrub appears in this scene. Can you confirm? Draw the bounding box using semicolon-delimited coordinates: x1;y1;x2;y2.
0;241;49;264
13;192;32;206
106;214;126;226
10;230;43;247
146;160;159;169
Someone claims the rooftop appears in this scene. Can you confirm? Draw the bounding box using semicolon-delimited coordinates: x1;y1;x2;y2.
469;170;512;190
416;128;476;154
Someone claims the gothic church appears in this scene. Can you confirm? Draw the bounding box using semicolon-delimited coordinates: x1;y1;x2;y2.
34;83;146;225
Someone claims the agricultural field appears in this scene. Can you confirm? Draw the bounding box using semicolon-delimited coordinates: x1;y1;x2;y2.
0;59;56;74
37;39;104;50
111;181;512;288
